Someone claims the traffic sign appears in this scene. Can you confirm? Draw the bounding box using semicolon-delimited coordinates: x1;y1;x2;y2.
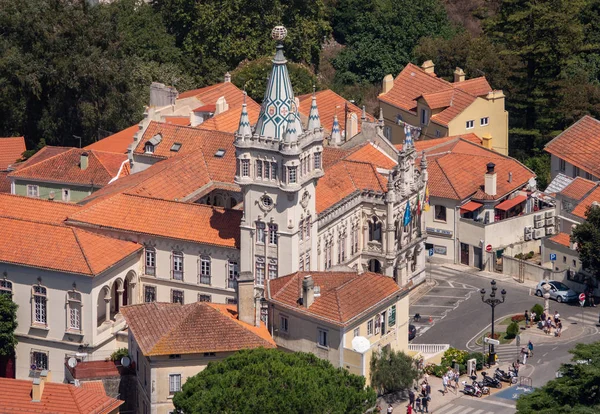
428;248;434;257
485;244;492;253
580;292;586;306
550;253;557;261
484;337;500;346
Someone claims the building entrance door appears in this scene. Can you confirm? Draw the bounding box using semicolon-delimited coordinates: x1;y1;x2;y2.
460;243;469;266
473;246;483;270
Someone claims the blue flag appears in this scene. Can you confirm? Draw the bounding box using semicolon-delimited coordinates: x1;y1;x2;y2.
403;200;412;226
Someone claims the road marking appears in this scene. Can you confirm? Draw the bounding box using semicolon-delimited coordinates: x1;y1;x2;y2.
552;347;557;350
447;281;455;287
537;359;541;364
423;295;467;299
543;352;548;357
460;408;475;414
443;405;465;414
410;304;455;308
479;399;516;408
472;410;485;414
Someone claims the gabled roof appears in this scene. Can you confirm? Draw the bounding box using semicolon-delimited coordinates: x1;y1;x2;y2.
0;172;11;193
0;136;26;170
344;142;397;170
268;271;403;327
68;193;241;248
0;216;141;276
84;124;138;154
10;146;71;172
411;133;482;151
0;377;123;414
178;82;251;109
571;185;600;219
297;90;375;136
8;147;128;187
378;63;492;123
199;100;261;133
69;361;120;380
544;173;574;195
549;232;571;248
133;121;233;159
0;193;80;223
122;302;275;356
545;115;600;178
559;176;597;201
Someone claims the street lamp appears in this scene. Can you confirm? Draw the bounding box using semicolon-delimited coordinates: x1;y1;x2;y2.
480;280;506;366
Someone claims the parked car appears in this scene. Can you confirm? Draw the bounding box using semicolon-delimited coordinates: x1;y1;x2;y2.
535;280;578;303
409;324;417;341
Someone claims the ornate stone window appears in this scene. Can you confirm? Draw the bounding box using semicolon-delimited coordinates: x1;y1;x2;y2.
172;251;184;281
32;285;47;326
314;152;322;169
268;259;278;280
228;261;239;288
368;217;382;242
171;289;184;304
255;257;265;286
268;223;278;245
66;290;82;332
199;256;211;285
241;159;250;177
144;285;156;303
256;221;266;243
145;247;156;276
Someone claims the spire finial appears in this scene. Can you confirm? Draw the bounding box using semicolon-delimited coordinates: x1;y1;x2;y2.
361;105;367;121
378;108;384;126
236;92;252;138
330;114;342;146
271;26;288;42
307;88;321;131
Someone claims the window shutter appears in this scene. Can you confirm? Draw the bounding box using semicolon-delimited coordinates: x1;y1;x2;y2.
170;253;173;279
197;257;200;284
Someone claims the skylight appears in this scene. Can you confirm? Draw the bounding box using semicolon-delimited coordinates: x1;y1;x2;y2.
170;143;182;152
214;149;226;158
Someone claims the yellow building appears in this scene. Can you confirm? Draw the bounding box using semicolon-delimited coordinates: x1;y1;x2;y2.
266;271;410;384
378;61;509;155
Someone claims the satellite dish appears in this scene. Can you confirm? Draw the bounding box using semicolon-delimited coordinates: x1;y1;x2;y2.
67;357;78;368
120;356;131;367
352;336;371;353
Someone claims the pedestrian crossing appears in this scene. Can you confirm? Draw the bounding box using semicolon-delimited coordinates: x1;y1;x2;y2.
433;404;498;414
492;344;521;363
565;312;599;326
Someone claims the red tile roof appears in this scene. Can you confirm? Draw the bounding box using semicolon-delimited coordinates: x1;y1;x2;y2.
85;124;138;154
69;193;241;248
0;171;10;193
10;146;71;172
133;121;233;159
545;115;600;177
572;185;600;219
0;193;80;223
343;142;397;170
0;136;26;170
70;361;120;380
8;148;128;187
297;90;374;136
412;133;482;151
80;380;107;395
121;302;275;356
559;176;597;201
178;82;252;109
0;216;141;275
379;63;492;123
549;232;571;248
199;100;261;133
268;271;403;327
0;377;123;414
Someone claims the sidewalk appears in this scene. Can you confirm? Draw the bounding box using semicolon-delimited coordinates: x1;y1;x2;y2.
440;263;539;290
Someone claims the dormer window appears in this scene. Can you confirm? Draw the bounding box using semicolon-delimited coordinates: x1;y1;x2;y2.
145;133;163;153
144;143;154;153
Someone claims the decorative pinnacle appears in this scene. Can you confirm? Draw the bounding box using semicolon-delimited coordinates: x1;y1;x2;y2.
271;26;288;41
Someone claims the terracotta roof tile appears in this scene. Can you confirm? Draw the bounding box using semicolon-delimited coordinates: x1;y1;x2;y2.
0;136;26;170
10;146;71;172
268;271;402;326
572;185;600;219
178;82;253;109
121;302;275;356
199;100;261;133
80;380;107;395
85;125;138;154
430;89;477;126
545;115;600;177
297;90;374;136
0;193;80;223
70;361;120;380
69;193;241;248
0;216;141;275
8;148;128;187
455;77;492;96
559;176;597;201
322;146;352;169
163;116;191;126
549;232;571;248
411;134;482;151
0;171;11;193
0;377;123;414
344;143;397;170
134;121;234;159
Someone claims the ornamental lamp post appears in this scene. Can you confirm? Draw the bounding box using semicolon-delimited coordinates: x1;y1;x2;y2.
480;280;506;366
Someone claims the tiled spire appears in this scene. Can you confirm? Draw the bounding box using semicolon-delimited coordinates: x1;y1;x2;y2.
307;86;321;130
330;114;342;145
236;92;252;138
283;109;299;143
254;26;302;140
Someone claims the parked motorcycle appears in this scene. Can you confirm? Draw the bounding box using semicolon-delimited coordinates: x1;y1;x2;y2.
462;376;483;397
481;371;503;389
472;378;490;395
494;367;518;384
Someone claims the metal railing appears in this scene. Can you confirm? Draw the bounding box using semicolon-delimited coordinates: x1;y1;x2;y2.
408;344;450;355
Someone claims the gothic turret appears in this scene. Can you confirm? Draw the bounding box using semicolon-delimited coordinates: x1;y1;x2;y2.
330;115;342;146
237;92;252;138
307;88;321;131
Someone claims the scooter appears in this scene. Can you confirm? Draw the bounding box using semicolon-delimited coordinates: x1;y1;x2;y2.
481;371;503;389
462;376;483;397
472;378;490;395
494;367;518;384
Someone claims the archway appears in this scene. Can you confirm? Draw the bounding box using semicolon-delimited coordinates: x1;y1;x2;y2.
97;286;111;326
368;259;382;274
113;282;120;314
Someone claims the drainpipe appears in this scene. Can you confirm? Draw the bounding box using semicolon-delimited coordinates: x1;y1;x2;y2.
454;205;459;264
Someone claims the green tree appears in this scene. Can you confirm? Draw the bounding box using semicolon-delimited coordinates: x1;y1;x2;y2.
0;294;18;358
516;342;600;413
231;57;320;103
370;347;419;395
331;0;452;85
172;348;376;414
571;205;600;281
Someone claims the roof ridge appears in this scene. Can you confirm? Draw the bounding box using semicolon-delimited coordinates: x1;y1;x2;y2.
148;302;207;355
432;158;461;199
10;147;76;175
0;192;81;207
269;272;301;300
71;227;94;275
89;151;115;179
68;383;87;414
0;214;69;228
117;192;238;212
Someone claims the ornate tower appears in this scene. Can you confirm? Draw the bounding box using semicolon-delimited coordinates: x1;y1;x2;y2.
234;26;324;294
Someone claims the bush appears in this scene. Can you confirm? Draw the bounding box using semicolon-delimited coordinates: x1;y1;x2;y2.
466;352;485;371
110;348;129;362
506;322;520;339
511;314;526;323
485;332;501;340
441;347;469;367
531;304;544;321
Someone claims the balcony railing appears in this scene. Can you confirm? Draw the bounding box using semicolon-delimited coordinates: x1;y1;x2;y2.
199;275;211;285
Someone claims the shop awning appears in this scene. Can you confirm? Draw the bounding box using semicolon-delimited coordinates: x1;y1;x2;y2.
495;194;527;211
460;201;483;213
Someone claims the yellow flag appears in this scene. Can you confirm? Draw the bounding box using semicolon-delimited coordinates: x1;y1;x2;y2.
423;185;430;212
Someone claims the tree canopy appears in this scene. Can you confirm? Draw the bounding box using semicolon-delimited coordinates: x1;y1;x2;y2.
0;294;18;357
516;341;600;413
172;348;376;414
370;347;419;395
571;205;600;281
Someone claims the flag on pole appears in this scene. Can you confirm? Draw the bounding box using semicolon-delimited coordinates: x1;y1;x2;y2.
423;185;430;212
403;200;412;226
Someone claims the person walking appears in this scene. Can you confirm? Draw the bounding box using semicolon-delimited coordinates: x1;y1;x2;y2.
546;317;553;335
528;340;534;357
421;394;429;414
387;404;394;414
415;397;422;414
442;374;448;395
406;404;413;414
453;368;459;392
521;347;528;364
525;310;530;328
554;311;560;325
408;388;415;409
425;382;431;398
556;320;562;337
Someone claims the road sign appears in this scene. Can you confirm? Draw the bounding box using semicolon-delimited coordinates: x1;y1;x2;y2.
428;248;434;257
484;337;500;346
550;253;557;261
485;244;492;253
580;292;586;306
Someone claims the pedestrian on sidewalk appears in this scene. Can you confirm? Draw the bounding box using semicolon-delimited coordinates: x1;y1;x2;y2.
531;310;537;325
512;360;520;375
521;347;528;364
453;368;459;392
525;310;530;328
541;311;547;326
415;397;422;414
554;311;560;325
528;340;534;357
406;404;413;414
546;317;553;335
556;320;562;337
421;394;429;413
425;382;431;397
387;404;393;414
408;388;415;409
441;374;448;395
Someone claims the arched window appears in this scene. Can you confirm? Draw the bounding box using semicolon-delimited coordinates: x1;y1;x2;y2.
368;217;382;242
0;279;12;298
67;290;82;332
32;285;47;326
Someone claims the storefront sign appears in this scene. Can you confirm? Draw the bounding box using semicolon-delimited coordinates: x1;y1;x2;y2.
434;246;447;255
426;227;453;238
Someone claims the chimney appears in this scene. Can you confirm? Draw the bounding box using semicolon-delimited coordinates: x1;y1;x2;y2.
454;67;465;83
215;96;229;115
508;172;513;183
224;72;231;83
80;152;88;170
347;112;358;139
482;134;493;150
32;370;51;402
421;60;435;75
236;272;256;326
484;162;497;196
382;74;394;94
302;275;315;308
